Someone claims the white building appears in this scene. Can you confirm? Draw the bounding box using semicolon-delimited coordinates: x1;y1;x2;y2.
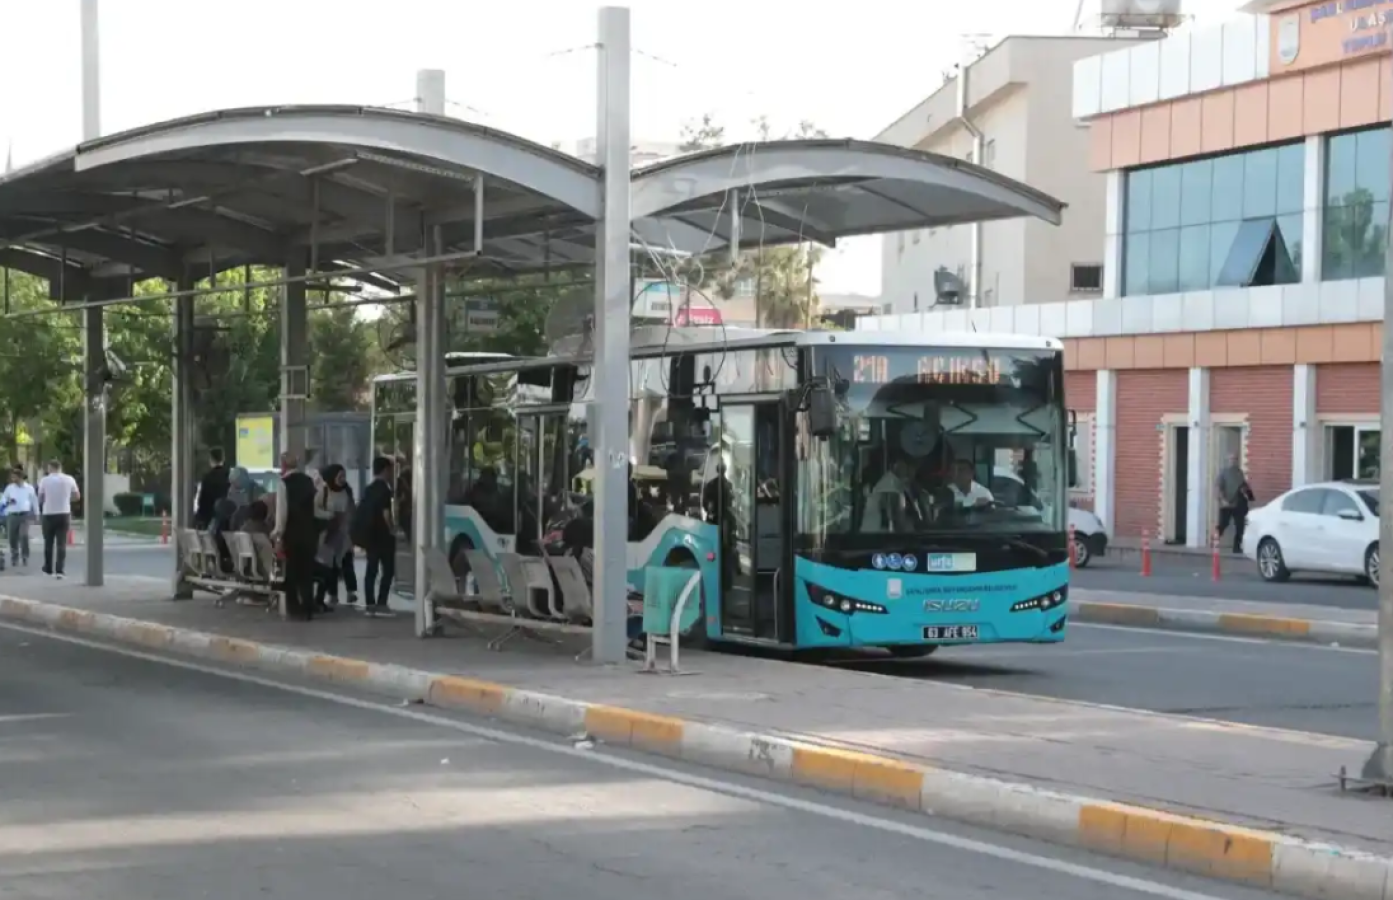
877;35;1155;313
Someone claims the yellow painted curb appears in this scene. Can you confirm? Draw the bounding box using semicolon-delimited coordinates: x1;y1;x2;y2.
791;745;925;810
306;655;371;684
1076;602;1161;627
124;621;174;649
208;635;260;664
56;608;95;631
1079;802;1273;886
426;675;506;715
584;705;685;753
1217;613;1311;638
0;597;31;617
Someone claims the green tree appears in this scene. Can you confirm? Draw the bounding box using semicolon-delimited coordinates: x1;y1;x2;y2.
310;300;373;411
1323;187;1387;279
671;112;828;328
0;270;83;466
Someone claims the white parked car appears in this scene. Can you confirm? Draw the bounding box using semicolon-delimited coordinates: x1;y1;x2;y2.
1241;480;1379;587
988;468;1110;567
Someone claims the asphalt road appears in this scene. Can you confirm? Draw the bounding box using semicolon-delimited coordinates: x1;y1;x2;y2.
1072;551;1378;610
838;624;1379;741
0;626;1282;900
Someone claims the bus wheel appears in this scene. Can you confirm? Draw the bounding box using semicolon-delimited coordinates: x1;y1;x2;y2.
888;646;938;659
665;550;710;650
449;534;475;583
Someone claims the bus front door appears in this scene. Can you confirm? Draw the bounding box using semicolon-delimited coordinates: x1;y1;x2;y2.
718;401;791;642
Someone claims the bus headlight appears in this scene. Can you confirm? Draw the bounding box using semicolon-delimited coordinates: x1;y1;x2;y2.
805;582;887;615
1010;588;1068;613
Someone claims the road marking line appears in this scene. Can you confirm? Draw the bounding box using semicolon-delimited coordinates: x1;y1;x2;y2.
1073;623;1377;655
0;619;1243;900
0;713;71;724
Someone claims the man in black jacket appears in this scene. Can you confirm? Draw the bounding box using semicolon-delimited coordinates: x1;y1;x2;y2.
273;452;319;620
194;448;230;529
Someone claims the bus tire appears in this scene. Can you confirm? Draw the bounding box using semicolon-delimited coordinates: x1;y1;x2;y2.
888;646;938;659
665;550;711;650
449;534;476;582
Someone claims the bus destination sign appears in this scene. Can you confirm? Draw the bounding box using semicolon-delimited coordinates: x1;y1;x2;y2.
851;353;1010;386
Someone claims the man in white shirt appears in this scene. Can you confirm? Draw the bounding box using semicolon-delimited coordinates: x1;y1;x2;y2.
947;459;994;510
2;467;38;567
37;459;80;579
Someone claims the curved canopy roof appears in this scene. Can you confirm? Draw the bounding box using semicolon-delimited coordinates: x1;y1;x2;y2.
0;105;1064;299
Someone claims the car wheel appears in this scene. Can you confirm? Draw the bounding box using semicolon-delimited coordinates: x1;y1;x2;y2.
1256;538;1291;583
1072;534;1092;568
1366;543;1379;588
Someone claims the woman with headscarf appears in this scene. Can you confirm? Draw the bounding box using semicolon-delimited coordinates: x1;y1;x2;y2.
313;464;354;611
226;467;262;532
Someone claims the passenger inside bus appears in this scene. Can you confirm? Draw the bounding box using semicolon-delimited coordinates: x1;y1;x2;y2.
946;458;995;509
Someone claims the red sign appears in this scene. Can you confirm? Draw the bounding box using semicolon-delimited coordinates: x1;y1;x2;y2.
673;305;722;326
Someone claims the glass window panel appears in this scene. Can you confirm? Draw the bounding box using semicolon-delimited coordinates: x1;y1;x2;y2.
1321;205;1354;282
1356;127;1390;203
1326;132;1358;204
1124;233;1150;296
1352;199;1388;278
1179;160;1213;227
1242;147;1278;219
1148;228;1181;294
1276;212;1304;281
1211;155;1245;223
1126;170;1152;233
1209;220;1241;286
1216;219;1275;287
1151;165;1182;230
1275;143;1306;215
1177;224;1211;291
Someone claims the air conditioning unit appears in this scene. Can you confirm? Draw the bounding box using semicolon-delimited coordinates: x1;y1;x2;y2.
1099;0;1185;29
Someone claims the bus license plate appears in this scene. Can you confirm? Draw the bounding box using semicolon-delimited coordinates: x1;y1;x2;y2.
923;625;978;641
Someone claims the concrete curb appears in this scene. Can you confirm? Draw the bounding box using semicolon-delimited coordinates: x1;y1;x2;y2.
1075;601;1378;648
1;594;1388;900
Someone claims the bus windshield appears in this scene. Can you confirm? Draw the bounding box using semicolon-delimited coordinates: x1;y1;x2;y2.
798;345;1066;547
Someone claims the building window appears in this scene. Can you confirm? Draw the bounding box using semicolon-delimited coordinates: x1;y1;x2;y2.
1070;263;1103;292
1323;126;1390;281
1122;143;1304;296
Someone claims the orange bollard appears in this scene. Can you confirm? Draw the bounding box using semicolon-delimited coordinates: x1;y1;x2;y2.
1140;530;1152;577
67;527;75;547
160;512;170;545
1211;530;1221;582
1067;524;1077;569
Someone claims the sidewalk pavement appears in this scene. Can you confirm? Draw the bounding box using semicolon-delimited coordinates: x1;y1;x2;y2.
1073;588;1379;647
0;576;1388;900
68;523;162;547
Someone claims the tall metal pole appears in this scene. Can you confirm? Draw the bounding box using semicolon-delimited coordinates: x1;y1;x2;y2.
591;7;632;664
80;0;105;587
413;71;447;636
1366;128;1393;780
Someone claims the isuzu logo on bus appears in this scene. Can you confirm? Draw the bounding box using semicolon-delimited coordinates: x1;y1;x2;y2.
923;599;980;613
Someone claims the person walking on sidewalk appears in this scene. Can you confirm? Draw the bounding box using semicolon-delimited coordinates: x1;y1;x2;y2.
351;456;397;617
2;467;38;567
37;459;79;579
1215;452;1255;554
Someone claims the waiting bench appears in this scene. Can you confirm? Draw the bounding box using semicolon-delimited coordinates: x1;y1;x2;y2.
425;547;612;658
177;527;283;614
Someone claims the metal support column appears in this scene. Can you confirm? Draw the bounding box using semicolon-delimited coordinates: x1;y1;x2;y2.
1366;144;1393;778
412;68;447;637
591;6;632;664
82;304;105;586
170;280;196;599
280;256;309;462
80;0;104;587
412;248;445;637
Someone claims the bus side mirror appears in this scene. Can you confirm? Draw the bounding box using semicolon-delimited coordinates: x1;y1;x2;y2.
1066;409;1079;488
808;383;837;440
1068;449;1079;488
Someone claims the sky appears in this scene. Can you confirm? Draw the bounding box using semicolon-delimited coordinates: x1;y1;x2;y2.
0;0;1243;296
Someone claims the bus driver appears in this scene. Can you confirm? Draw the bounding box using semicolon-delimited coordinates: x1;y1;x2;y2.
947;459;994;509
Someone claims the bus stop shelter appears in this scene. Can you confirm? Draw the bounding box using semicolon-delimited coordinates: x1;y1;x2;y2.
0;6;1063;664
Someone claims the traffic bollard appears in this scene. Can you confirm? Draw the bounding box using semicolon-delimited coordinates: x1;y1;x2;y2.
1068;524;1077;569
1211;530;1221;582
1140;530;1152;577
